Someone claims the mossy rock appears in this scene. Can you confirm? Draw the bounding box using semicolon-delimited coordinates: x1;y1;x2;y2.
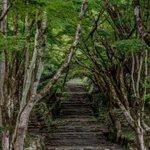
25;134;45;150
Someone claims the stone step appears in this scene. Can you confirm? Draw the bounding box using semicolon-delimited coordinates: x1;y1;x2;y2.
53;120;101;126
61;103;91;109
60;108;94;116
68;94;88;99
46;146;123;150
68;92;87;94
53;118;98;126
66;85;86;92
62;101;89;105
46;125;108;133
65;97;88;102
57;115;94;119
45;132;104;139
68;94;88;97
45;138;107;147
60;107;93;112
45;138;122;148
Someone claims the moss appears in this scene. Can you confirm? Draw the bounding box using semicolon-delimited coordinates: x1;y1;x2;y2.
24;134;36;148
24;134;45;149
144;117;150;124
121;129;136;142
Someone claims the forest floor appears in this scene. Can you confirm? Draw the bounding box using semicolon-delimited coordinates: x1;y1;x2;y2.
43;82;123;150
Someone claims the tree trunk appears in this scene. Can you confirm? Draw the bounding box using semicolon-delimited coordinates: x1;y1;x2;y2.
133;0;150;46
0;0;7;126
0;0;7;33
135;118;145;150
12;102;34;150
2;131;9;150
1;1;9;150
0;62;5;127
109;102;121;142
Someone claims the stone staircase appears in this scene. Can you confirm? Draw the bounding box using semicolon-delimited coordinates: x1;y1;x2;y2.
42;83;123;150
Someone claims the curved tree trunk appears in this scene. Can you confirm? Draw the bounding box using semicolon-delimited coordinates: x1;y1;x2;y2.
11;102;34;150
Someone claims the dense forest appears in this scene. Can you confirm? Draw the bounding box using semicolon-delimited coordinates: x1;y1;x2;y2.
0;0;150;150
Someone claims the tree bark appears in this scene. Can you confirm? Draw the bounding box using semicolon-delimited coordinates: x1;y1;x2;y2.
109;102;121;142
0;0;8;33
0;0;9;150
20;18;41;111
12;102;34;150
0;61;5;127
2;131;9;150
135;118;145;150
133;0;150;46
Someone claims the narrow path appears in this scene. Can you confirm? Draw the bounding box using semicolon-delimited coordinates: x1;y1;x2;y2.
45;83;123;150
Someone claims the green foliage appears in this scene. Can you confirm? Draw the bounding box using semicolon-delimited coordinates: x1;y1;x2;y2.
121;129;136;142
25;134;44;149
112;39;148;56
68;68;90;79
144;76;150;103
34;102;53;127
0;127;4;133
47;0;79;32
145;94;150;102
0;34;26;51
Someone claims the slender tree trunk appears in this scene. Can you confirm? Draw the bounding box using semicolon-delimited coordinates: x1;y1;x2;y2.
12;102;34;150
0;61;5;127
0;0;7;33
0;0;9;150
0;0;7;126
2;131;9;150
109;102;121;142
133;0;150;46
135;118;145;150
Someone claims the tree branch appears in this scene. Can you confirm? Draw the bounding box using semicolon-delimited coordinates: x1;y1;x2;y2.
36;0;87;102
133;0;150;46
0;5;10;22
